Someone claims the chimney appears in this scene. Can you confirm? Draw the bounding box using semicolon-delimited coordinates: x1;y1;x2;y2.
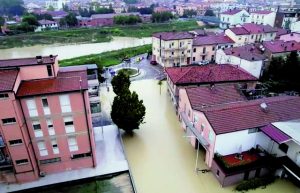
260;102;269;112
36;56;43;63
49;54;54;61
210;83;215;90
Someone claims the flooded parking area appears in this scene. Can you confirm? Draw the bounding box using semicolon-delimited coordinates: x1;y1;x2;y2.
119;80;299;193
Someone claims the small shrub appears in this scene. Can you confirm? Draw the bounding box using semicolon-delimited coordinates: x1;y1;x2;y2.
235;176;276;192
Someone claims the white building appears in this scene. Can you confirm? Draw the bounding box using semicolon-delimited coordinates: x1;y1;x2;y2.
249;10;276;27
45;0;69;10
216;45;266;78
290;21;300;33
219;9;250;29
35;20;58;32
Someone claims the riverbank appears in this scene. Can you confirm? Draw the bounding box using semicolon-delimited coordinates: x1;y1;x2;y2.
0;20;201;49
59;44;151;67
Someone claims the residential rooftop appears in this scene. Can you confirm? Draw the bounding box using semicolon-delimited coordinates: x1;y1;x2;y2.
0;55;57;68
17;70;88;97
0;69;19;92
223;44;266;61
193;35;234;46
203;96;300;135
186;84;247;112
221;9;244;15
250;10;273;14
263;40;300;53
152;31;194;41
165;64;257;85
229;23;278;35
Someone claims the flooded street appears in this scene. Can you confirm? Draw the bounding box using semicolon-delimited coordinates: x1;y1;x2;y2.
116;80;299;193
0;37;151;60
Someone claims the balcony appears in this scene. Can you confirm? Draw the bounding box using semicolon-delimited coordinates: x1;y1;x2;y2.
0;136;5;148
180;112;209;149
162;45;188;51
0;151;13;172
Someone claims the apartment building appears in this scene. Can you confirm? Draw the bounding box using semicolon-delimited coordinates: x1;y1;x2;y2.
225;23;277;46
152;32;195;67
219;9;249;29
192;35;234;63
0;56;96;184
249;10;276;27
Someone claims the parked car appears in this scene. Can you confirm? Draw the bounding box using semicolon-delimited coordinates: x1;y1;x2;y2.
197;60;210;65
150;60;158;65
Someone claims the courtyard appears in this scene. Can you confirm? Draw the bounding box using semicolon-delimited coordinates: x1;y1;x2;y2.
100;79;300;193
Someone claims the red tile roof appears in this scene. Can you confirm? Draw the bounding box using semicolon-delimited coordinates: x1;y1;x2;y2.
250;10;273;14
223;44;266;61
203;96;300;135
153;31;194;40
0;69;19;92
186;84;247;112
221;9;243;15
260;124;291;144
263;40;300;53
229;23;277;35
17;70;88;97
193;35;234;46
165;64;257;85
0;56;57;68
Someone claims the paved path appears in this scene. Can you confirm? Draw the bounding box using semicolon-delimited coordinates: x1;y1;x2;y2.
0;125;128;193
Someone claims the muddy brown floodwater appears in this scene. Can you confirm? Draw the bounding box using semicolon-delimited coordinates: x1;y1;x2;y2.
119;80;300;193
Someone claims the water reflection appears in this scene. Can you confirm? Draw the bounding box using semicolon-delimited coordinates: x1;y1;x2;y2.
121;80;299;193
0;37;151;60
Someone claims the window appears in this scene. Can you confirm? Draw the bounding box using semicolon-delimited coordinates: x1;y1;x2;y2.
32;121;43;137
68;136;78;152
172;52;174;55
16;159;28;165
64;116;75;133
248;128;259;134
212;46;215;51
26;99;38;117
193;57;195;61
40;157;61;165
51;139;59;154
59;95;71;113
193;115;199;124
202;56;205;60
2;118;16;125
182;51;184;55
209;130;214;142
188;109;191;117
251;35;254;39
42;97;50;115
216;170;220;177
0;93;9;99
203;47;206;54
9;139;22;145
46;119;55;135
193;48;196;52
279;143;289;153
47;65;53;77
71;152;92;159
37;141;48;156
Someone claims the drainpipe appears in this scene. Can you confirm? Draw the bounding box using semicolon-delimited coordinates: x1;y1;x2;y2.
17;97;40;177
81;89;96;168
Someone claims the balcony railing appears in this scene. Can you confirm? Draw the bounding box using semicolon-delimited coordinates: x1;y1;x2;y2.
180;112;209;149
0;136;5;148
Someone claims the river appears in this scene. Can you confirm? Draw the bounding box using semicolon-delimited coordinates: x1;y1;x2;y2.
0;37;152;60
99;80;300;193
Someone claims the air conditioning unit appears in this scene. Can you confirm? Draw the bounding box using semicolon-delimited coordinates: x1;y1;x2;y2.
39;171;46;177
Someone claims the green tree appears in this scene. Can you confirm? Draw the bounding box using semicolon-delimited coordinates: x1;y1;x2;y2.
0;16;4;26
111;75;146;134
22;14;39;26
111;71;131;95
151;11;173;23
47;5;55;11
182;9;197;18
268;56;285;80
283;51;299;81
65;13;78;27
204;9;215;16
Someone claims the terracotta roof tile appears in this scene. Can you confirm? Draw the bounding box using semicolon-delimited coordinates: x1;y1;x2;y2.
186;84;247;111
203;96;300;135
0;69;19;92
165;64;257;85
221;9;243;15
223;44;266;61
193;35;234;46
263;40;300;53
0;56;57;68
17;70;88;97
260;124;291;144
153;31;194;40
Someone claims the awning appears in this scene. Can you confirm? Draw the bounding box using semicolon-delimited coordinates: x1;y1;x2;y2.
260;124;291;144
180;112;209;149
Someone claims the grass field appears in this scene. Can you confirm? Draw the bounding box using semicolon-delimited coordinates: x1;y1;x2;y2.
59;44;151;68
0;20;202;49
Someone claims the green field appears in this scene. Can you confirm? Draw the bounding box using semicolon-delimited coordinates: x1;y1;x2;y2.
59;44;151;68
0;20;202;49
